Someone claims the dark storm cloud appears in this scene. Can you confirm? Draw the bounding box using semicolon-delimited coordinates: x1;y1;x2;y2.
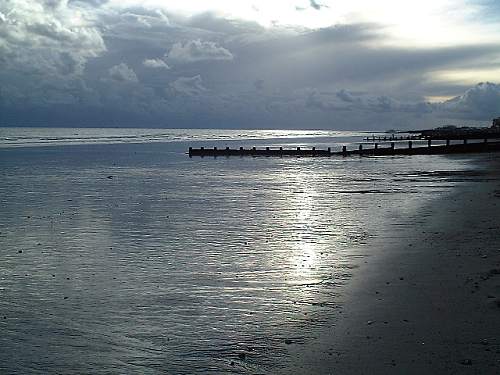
182;12;264;35
1;0;499;129
220;25;499;94
309;0;328;10
296;0;328;11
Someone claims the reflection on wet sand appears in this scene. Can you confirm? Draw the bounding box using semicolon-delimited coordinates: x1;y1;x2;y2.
0;141;477;374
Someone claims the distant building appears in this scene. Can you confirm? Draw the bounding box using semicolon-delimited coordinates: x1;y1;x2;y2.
492;118;500;129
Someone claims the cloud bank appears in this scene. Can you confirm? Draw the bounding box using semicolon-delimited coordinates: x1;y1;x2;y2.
1;0;499;129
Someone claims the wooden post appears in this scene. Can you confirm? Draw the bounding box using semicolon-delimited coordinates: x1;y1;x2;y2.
266;147;270;151
408;141;413;149
312;146;316;156
446;139;450;147
374;143;378;150
328;147;331;155
189;147;192;157
297;147;301;151
342;145;347;156
391;142;395;153
359;144;363;154
428;139;431;147
225;146;230;156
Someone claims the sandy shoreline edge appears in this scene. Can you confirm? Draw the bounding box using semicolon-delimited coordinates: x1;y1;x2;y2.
281;155;500;374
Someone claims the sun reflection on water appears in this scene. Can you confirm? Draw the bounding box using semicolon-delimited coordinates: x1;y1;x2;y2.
283;167;321;285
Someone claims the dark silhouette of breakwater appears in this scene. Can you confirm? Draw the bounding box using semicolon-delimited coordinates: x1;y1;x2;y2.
188;139;500;158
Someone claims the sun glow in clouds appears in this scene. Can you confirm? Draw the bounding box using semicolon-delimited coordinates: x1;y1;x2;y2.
431;67;500;85
107;0;500;46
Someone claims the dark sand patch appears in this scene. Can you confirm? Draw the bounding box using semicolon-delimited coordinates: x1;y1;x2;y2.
281;158;500;374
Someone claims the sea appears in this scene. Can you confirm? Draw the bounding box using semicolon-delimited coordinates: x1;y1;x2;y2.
0;127;484;374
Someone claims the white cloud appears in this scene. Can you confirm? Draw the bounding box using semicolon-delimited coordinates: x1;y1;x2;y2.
0;0;105;76
108;63;138;82
439;82;500;119
143;58;170;69
167;40;234;63
169;75;207;95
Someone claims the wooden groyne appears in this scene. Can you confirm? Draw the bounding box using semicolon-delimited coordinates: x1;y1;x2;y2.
188;140;500;158
364;135;423;142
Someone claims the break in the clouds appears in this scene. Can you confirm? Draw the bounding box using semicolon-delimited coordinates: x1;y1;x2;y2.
0;0;500;129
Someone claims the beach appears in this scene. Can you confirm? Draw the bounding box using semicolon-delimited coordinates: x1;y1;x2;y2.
283;155;500;374
0;129;499;374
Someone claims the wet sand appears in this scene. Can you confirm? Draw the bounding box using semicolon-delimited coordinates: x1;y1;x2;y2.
1;141;499;374
283;156;500;374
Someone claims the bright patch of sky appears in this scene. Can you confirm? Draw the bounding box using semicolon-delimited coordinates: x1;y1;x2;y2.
109;0;500;46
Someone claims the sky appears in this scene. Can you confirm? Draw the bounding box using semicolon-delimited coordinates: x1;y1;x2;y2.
0;0;500;129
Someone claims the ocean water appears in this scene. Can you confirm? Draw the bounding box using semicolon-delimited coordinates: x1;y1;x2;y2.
0;128;482;374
